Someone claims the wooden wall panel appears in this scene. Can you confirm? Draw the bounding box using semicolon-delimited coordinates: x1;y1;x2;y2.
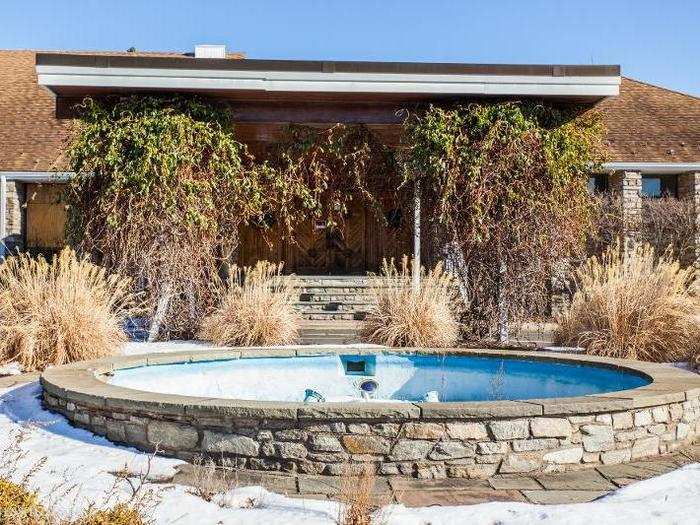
26;183;66;249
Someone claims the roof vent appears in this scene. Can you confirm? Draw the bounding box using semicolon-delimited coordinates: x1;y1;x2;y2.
194;45;226;59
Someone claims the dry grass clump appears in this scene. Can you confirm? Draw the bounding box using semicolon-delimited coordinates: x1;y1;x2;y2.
0;248;136;372
556;242;700;362
0;478;51;524
199;261;299;346
337;464;376;525
362;257;459;347
72;503;147;525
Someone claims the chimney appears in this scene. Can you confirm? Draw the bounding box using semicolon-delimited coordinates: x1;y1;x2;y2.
194;45;227;59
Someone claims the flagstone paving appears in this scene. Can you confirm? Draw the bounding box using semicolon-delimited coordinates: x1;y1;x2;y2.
172;443;700;506
2;371;698;507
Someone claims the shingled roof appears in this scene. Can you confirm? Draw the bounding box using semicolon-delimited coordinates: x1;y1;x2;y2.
594;77;700;162
1;50;698;171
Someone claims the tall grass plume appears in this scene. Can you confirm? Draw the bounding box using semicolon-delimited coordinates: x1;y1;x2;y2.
199;261;299;346
362;257;459;347
0;248;135;371
556;242;700;362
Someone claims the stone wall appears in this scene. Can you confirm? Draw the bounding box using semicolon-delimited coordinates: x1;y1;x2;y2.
42;393;700;478
41;348;700;479
609;170;643;249
678;172;700;267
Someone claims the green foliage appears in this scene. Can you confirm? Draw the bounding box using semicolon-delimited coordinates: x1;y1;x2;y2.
65;97;398;338
67;96;260;239
402;102;607;335
66;96;270;338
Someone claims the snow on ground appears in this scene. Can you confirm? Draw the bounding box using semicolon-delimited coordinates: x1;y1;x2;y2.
1;341;699;523
120;340;385;356
2;380;700;524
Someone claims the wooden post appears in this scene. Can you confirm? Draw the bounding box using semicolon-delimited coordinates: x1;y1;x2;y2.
412;178;421;292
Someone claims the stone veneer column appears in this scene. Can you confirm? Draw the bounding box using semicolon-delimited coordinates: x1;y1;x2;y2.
677;172;700;268
3;181;25;254
609;171;642;248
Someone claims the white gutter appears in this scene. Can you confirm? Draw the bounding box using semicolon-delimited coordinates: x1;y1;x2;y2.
36;65;621;97
602;162;700;174
0;171;73;182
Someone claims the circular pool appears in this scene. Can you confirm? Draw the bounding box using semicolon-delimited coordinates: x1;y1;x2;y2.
107;353;650;403
41;347;700;479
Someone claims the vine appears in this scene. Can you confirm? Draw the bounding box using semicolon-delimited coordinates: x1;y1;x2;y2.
402;102;607;337
66;96;273;338
265;124;402;235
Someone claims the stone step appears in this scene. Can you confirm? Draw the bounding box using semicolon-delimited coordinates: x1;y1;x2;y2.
298;292;376;303
301;311;367;321
298;320;363;344
294;301;374;312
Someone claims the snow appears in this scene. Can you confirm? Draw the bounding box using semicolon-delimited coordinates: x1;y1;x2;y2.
0;361;23;376
0;340;698;523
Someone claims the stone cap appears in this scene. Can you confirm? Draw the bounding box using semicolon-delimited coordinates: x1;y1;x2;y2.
40;347;700;422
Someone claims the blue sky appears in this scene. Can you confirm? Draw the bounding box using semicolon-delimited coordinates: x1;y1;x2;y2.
3;0;699;96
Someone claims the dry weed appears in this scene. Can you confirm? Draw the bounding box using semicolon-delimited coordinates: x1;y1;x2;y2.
337;463;378;525
0;248;136;371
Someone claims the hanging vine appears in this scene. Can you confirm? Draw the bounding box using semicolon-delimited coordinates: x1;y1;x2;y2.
66;96;275;338
401;102;607;337
264;123;403;235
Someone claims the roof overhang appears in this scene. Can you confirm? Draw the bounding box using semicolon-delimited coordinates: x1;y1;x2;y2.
603;162;700;174
36;53;621;101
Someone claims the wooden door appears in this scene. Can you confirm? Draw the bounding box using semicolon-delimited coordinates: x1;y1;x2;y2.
238;201;411;274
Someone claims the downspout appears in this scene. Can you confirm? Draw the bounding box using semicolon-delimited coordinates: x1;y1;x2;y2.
0;174;6;260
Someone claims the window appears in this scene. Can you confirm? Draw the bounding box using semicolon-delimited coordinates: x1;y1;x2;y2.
641;174;677;198
587;175;608;193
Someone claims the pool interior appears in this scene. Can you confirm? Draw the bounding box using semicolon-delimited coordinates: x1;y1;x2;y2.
106;353;651;403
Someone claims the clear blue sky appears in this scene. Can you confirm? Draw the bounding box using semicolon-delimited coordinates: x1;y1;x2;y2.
3;0;699;96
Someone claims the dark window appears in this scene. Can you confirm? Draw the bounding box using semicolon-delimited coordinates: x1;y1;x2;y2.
588;175;608;194
641;174;677;198
385;208;403;229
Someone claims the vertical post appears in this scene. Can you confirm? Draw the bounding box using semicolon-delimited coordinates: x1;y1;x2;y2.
609;170;642;254
0;174;6;260
412;178;421;292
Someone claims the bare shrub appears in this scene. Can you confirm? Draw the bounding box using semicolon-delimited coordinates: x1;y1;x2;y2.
337;464;376;525
0;248;136;371
362;257;459;347
556;242;700;362
185;456;238;507
640;197;698;265
588;193;697;264
199;261;299;346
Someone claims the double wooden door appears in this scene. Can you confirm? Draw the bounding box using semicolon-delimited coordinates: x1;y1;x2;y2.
238;201;409;274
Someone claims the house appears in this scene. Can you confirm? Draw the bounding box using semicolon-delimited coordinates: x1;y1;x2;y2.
1;47;699;275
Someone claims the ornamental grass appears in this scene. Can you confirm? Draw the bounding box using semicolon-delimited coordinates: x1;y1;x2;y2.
199;261;299;346
556;242;700;362
0;478;51;524
0;248;136;372
361;257;460;347
73;503;147;525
